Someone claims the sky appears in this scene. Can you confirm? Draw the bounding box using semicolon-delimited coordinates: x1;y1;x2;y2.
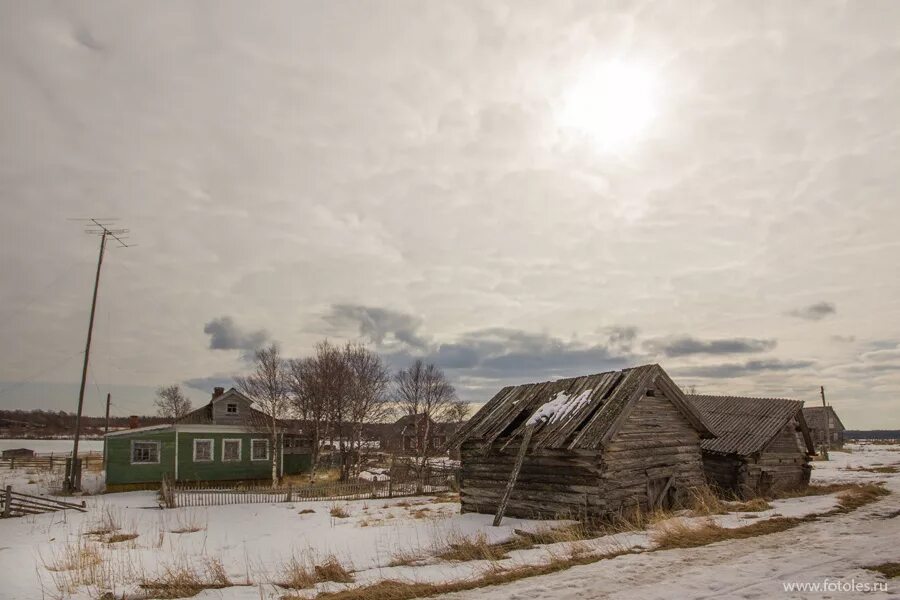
1;1;899;428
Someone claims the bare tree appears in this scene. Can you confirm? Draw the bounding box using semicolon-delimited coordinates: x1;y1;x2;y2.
235;343;288;486
344;343;393;477
154;384;192;422
394;359;456;483
287;340;343;482
447;399;471;426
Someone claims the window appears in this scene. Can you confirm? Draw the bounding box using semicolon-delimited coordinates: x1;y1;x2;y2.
251;439;269;461
226;403;238;414
222;439;242;462
131;441;160;464
193;439;213;462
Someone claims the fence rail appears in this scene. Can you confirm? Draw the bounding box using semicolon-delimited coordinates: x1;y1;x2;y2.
0;452;104;472
164;470;457;508
1;485;87;518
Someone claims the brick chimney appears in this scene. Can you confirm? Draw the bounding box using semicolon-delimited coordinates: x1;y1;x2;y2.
212;387;225;400
128;415;140;429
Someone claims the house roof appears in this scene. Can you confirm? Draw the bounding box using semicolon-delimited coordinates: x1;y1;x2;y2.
689;395;815;456
177;388;271;426
802;406;846;431
106;424;173;437
449;364;714;451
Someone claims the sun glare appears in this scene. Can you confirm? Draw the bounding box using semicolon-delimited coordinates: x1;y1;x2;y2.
558;60;658;151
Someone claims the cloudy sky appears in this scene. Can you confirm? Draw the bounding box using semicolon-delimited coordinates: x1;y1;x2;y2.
1;1;898;428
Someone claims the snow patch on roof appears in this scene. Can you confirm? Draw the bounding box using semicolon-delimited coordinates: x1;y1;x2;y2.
527;389;593;426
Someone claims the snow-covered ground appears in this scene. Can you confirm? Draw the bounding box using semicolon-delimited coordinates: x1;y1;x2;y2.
0;444;897;599
0;438;104;453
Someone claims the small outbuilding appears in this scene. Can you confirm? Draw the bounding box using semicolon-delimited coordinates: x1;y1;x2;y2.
450;364;715;520
803;406;846;449
689;395;814;498
1;448;35;459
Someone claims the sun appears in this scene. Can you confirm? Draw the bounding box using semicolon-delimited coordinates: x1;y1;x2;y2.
558;60;659;151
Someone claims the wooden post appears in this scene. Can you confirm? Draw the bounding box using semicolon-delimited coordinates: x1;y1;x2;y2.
3;486;11;518
286;485;293;502
9;457;14;471
820;386;830;458
493;424;535;527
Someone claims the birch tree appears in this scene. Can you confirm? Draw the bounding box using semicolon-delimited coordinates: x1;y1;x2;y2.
235;344;288;486
344;343;393;477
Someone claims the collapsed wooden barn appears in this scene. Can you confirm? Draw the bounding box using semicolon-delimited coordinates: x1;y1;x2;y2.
449;364;715;520
688;395;815;498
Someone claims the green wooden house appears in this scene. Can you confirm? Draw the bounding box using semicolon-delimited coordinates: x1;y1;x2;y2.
105;387;311;490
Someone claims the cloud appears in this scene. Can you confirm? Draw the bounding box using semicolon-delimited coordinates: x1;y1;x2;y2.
672;359;815;378
645;335;776;357
203;316;270;353
788;302;836;321
183;374;234;393
325;304;429;349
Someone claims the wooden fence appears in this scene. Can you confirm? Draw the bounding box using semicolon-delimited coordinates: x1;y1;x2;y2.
0;451;104;472
1;485;87;518
164;470;457;508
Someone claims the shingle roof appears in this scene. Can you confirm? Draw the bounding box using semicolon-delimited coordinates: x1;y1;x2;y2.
450;364;714;451
802;406;846;431
689;395;813;456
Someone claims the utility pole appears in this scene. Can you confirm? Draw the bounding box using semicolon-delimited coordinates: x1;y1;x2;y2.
820;386;830;454
65;219;130;493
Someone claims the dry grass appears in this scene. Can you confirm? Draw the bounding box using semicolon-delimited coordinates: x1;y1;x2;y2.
772;483;860;499
298;508;315;515
834;483;890;512
44;539;103;573
848;465;899;474
724;498;772;512
139;557;233;599
84;505;124;536
682;485;727;516
516;522;594;545
436;531;534;562
330;504;351;518
278;553;354;589
170;510;207;534
652;517;802;550
866;562;900;578
387;548;427;567
105;532;139;544
300;548;633;600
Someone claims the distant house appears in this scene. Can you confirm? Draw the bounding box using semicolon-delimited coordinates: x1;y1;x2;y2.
379;414;457;455
451;365;714;519
803;406;846;449
690;395;815;497
1;448;35;459
105;387;312;490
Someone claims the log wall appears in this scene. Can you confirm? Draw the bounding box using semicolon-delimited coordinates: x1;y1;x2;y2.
460;386;706;519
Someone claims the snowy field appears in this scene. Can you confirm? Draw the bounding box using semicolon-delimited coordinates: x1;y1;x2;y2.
0;438;104;454
0;444;896;599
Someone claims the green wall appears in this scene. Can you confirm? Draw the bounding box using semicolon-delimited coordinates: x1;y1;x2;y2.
106;429;311;487
105;430;176;485
177;432;274;482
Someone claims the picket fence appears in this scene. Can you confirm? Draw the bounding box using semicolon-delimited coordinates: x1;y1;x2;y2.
162;471;457;508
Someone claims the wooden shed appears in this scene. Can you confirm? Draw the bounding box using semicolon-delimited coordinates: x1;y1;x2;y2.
689;395;814;498
1;448;35;459
802;406;846;449
449;364;714;520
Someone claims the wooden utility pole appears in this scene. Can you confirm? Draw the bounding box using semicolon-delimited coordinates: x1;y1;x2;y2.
820;386;830;453
102;392;111;467
66;219;130;493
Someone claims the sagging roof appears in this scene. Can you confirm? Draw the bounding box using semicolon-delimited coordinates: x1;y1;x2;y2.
689;395;815;456
802;406;846;432
450;364;714;451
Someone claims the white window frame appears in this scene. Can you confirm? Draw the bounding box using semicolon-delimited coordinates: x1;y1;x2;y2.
192;438;214;462
226;403;239;414
221;438;242;462
130;440;160;465
251;438;269;461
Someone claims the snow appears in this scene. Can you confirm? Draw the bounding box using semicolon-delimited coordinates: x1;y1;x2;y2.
0;438;104;454
526;389;593;426
1;443;897;599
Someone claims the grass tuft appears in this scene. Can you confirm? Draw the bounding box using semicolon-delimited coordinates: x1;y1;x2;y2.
278;553;354;589
652;517;802;550
866;562;900;578
330;504;351;519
